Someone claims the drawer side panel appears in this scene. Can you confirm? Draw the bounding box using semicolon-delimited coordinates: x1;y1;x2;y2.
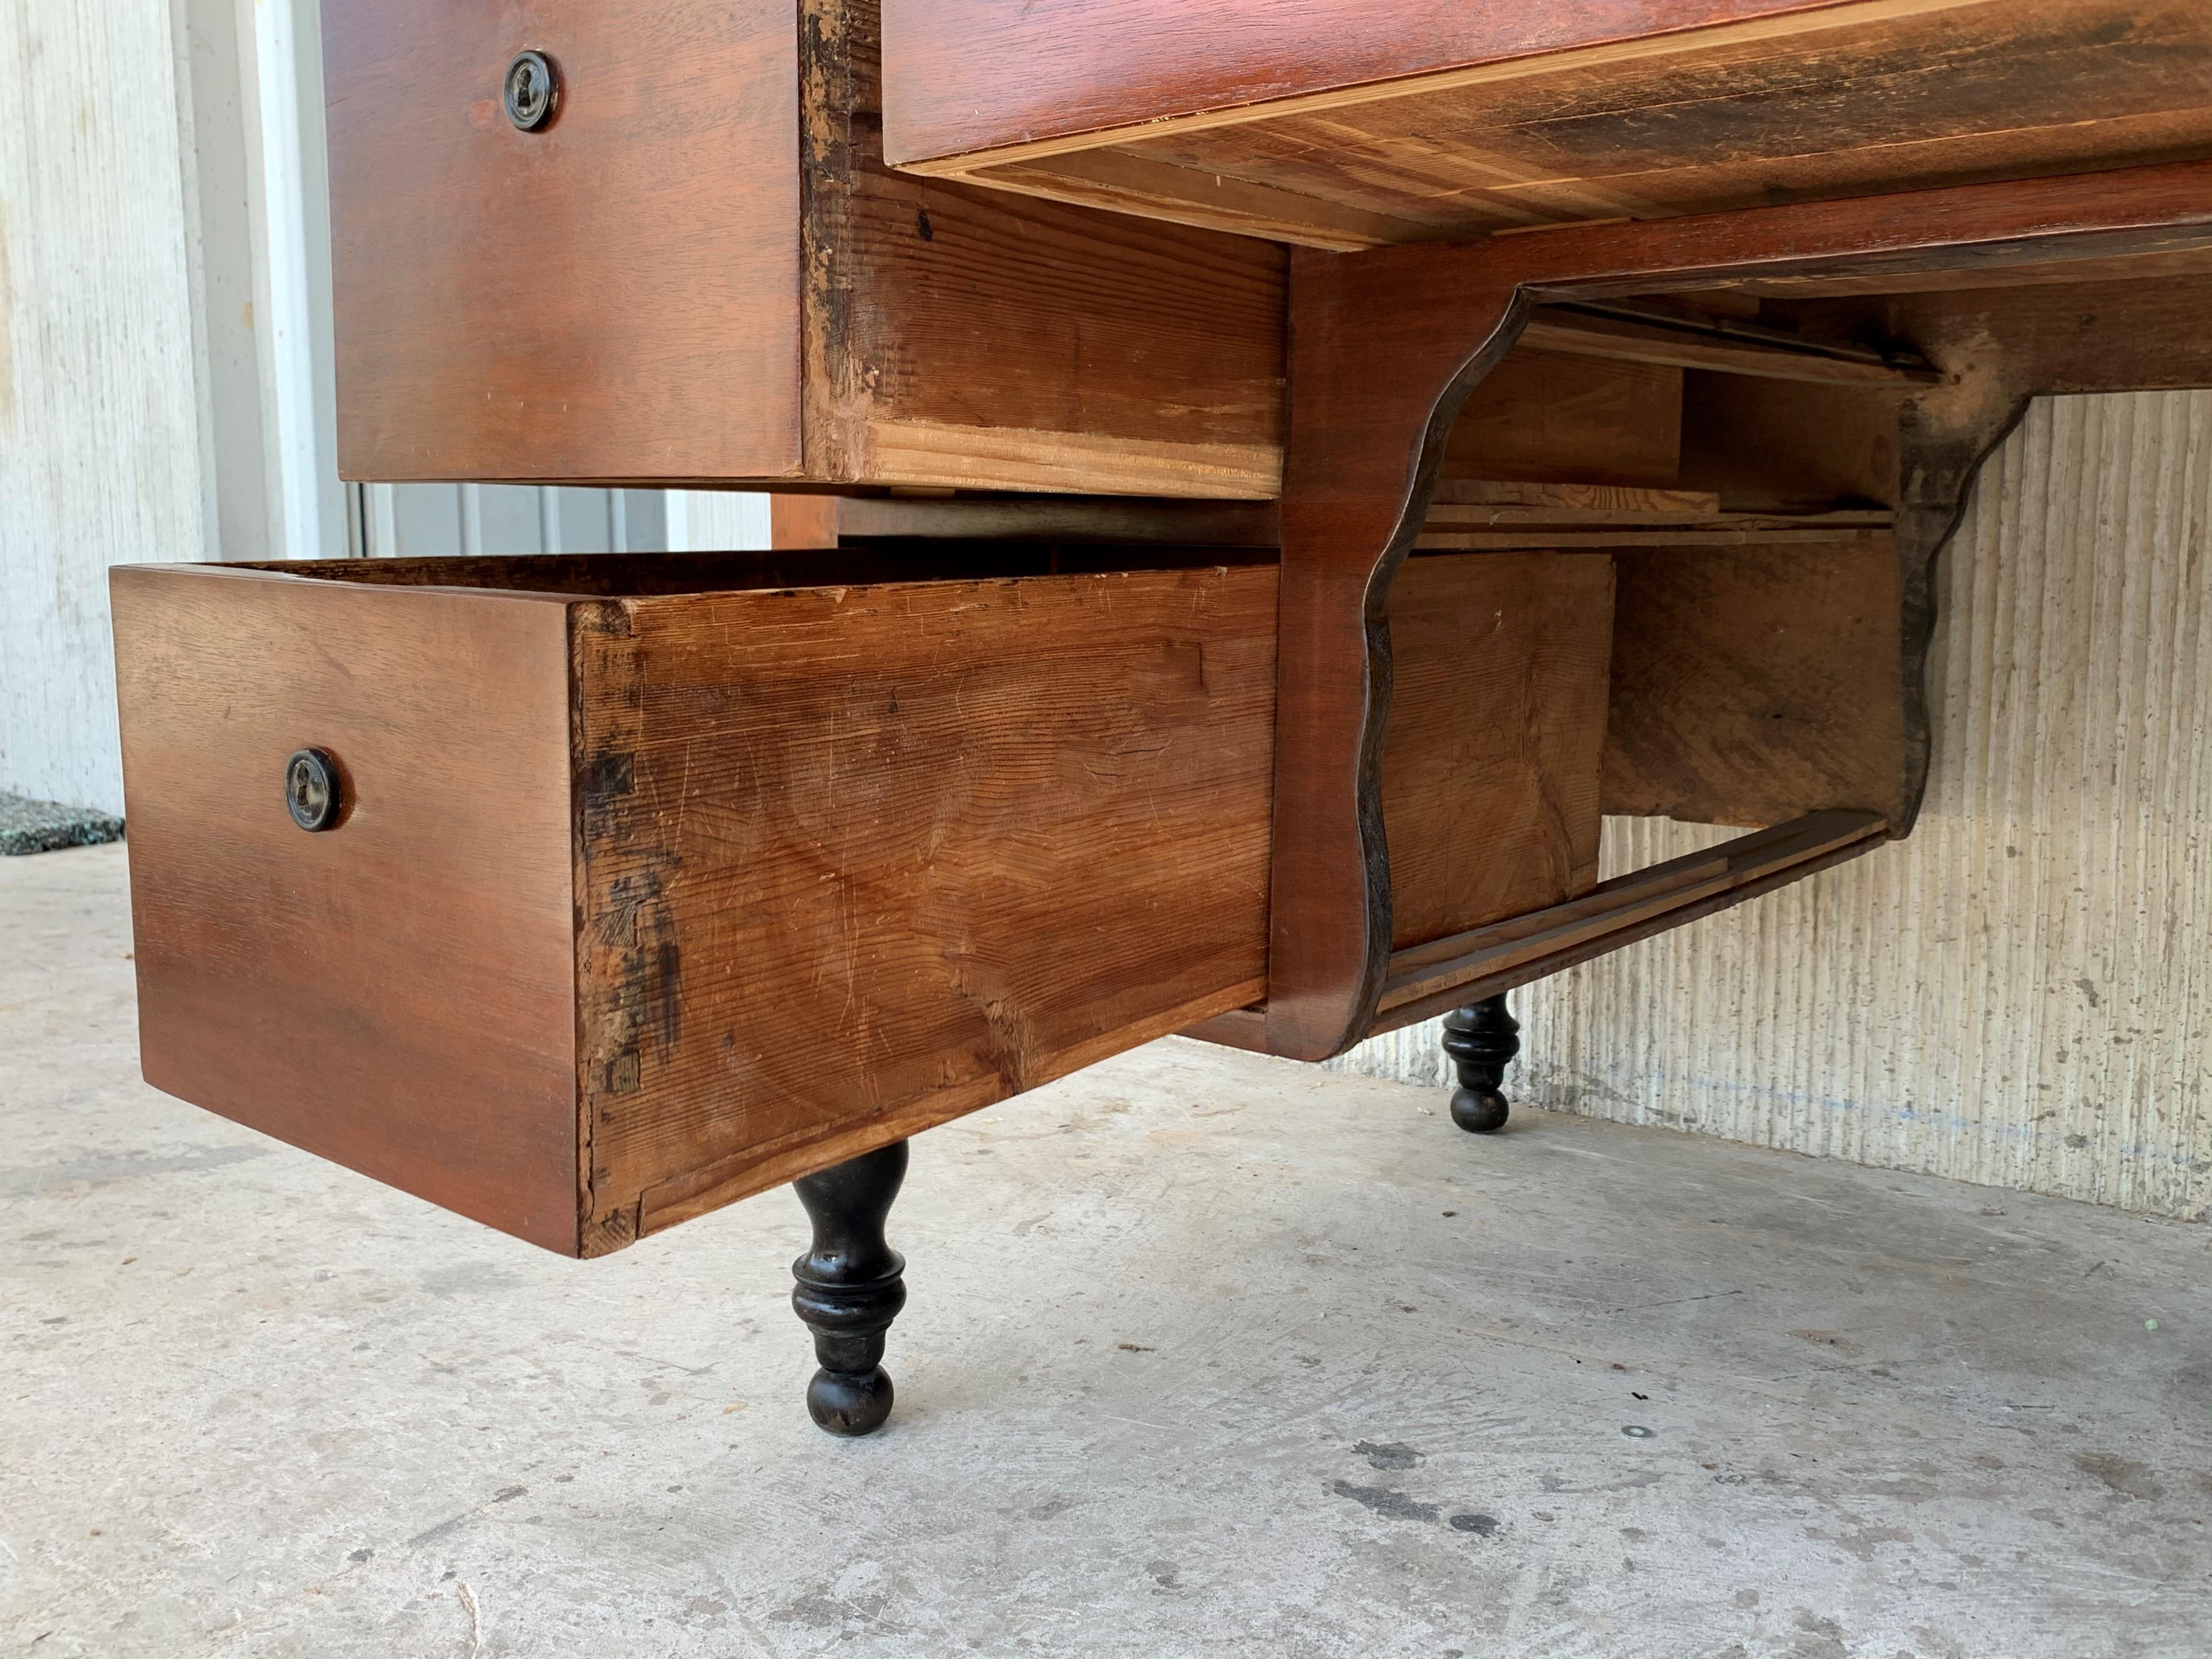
805;0;1286;498
574;565;1278;1249
112;568;582;1252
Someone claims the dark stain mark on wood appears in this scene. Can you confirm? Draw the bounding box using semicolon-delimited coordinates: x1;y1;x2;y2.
588;752;634;799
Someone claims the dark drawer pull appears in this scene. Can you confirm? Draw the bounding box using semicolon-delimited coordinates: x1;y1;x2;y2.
504;50;558;132
284;749;341;832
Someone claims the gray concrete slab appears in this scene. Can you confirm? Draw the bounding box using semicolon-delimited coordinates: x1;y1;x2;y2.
4;843;2209;1658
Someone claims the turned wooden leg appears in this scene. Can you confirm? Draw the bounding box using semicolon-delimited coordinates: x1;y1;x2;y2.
790;1139;909;1436
1441;995;1520;1134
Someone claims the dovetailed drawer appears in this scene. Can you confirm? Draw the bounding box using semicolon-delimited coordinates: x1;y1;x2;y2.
112;550;1277;1255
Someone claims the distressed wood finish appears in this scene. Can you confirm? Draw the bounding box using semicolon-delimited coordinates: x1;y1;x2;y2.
797;0;1285;496
326;0;1284;494
886;0;2212;251
1265;160;2212;1063
579;564;1277;1252
887;0;1862;170
114;554;1277;1256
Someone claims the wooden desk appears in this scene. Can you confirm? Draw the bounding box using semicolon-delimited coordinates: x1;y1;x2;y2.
112;0;2212;1434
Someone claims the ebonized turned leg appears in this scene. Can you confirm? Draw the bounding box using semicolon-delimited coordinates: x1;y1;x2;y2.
790;1139;909;1436
1442;995;1520;1134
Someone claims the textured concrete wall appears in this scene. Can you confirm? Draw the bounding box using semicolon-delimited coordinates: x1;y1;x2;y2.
1339;390;2212;1221
0;0;212;814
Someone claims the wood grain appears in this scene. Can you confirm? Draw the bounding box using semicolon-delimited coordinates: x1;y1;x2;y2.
884;0;1940;170
326;0;1285;494
1602;539;1909;826
1680;375;1904;512
1101;1;2212;246
1494;392;2212;1221
112;565;583;1251
326;0;805;484
797;0;1285;498
1520;308;1940;385
1439;349;1682;490
567;566;1278;1252
1260;272;1525;1064
1414;526;1892;552
1431;482;1720;513
1381;554;1615;950
894;0;2212;250
1695;241;2212;297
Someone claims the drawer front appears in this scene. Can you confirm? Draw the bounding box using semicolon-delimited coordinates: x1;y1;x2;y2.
111;568;583;1251
325;0;802;483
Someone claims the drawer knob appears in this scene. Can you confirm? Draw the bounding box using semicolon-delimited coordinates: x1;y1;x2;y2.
503;50;558;132
284;749;342;833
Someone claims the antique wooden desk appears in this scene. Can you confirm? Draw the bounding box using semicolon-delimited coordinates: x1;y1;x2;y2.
113;0;2212;1433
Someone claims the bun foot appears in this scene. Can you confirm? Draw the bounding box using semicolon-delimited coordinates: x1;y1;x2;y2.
1449;1084;1510;1134
806;1364;895;1436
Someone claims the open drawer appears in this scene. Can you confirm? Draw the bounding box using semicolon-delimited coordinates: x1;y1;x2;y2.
114;541;1632;1250
112;550;1282;1256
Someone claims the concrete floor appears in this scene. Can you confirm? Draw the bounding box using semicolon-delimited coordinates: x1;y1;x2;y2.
4;844;2210;1658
